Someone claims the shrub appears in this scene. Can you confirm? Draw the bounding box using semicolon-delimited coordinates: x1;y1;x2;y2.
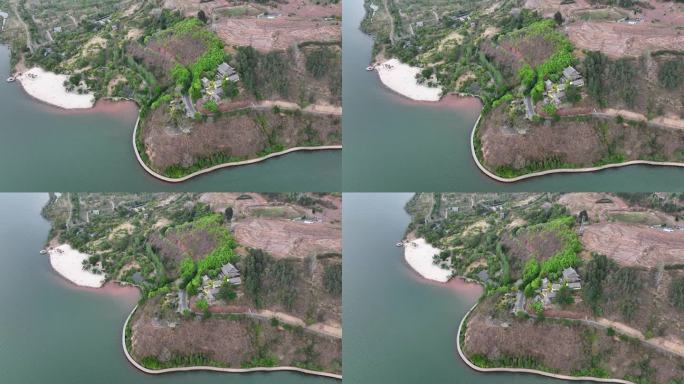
196;298;208;312
669;276;684;310
203;99;218;113
555;285;575;306
658;59;684;89
323;264;342;295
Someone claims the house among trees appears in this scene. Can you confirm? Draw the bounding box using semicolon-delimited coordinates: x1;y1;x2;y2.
567;282;582;290
562;267;581;283
217;262;242;285
511;291;526;314
561;66;584;87
219;263;239;278
545;66;584;106
217;62;240;83
217;62;233;77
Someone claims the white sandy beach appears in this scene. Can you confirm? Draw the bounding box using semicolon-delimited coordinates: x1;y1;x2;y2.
375;58;442;101
17;67;95;109
48;244;105;288
404;238;451;283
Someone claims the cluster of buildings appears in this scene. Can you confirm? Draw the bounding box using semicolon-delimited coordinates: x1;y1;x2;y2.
200;62;240;103
199;262;242;304
537;267;582;306
544;66;584;106
504;267;582;315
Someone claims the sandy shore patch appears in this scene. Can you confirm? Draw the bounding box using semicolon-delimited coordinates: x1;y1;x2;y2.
376;58;442;101
404;238;451;283
18;67;95;109
48;244;105;288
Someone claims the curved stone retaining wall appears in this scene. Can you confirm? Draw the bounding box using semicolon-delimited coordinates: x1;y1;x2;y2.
121;305;342;380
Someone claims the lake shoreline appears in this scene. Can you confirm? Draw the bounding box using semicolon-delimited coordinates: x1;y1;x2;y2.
363;30;684;183
455;301;637;384
9;62;341;182
398;240;635;384
16;67;95;109
46;244;105;288
468;111;684;183
397;216;633;384
132;108;342;183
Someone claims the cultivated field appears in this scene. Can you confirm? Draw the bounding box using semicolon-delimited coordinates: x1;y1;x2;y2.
581;223;684;267
168;0;342;51
232;216;341;259
567;22;684;58
215;17;340;52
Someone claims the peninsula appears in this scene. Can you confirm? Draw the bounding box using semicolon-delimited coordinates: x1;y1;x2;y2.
404;192;684;383
362;0;684;180
41;192;342;378
1;0;341;180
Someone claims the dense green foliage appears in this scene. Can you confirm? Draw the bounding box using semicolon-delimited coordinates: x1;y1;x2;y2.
519;216;581;295
658;59;684;90
172;212;237;295
270;259;298;310
555;285;575;306
670;277;684;310
235;46;289;100
323;264;342;296
305;46;334;79
243;248;269;307
196;298;209;312
141;353;222;369
583;52;638;108
582;253;612;315
203;99;218;113
507;19;574;100
218;281;237;301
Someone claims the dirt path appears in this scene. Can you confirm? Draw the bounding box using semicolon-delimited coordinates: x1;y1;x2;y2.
600;109;684;130
67;13;78;27
595;318;684;358
256;100;342;116
65;193;73;230
122;305;342;380
11;1;33;54
254;309;342;339
383;0;395;45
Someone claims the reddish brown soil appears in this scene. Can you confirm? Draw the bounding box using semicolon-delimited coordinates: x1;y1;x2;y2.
198;192;269;216
130;299;341;373
142;106;341;171
215;18;340;52
149;227;219;268
127;30;209;84
558;193;629;221
479;105;684;171
210;0;341;52
464;295;684;382
500;228;564;278
465;306;586;372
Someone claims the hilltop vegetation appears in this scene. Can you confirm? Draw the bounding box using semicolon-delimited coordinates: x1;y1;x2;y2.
363;0;684;178
406;193;684;383
44;193;342;374
2;0;341;178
